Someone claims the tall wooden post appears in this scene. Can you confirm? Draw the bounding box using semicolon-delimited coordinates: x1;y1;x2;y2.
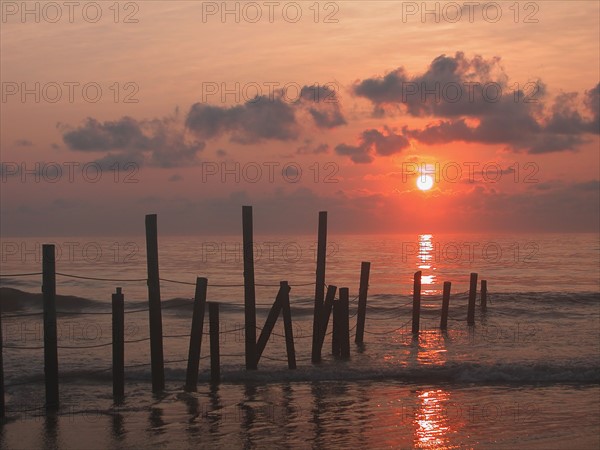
440;282;451;330
280;281;297;370
0;278;4;418
145;214;165;392
311;211;327;363
242;206;257;370
332;297;341;357
355;262;371;345
315;285;337;362
411;271;422;335
339;288;350;359
42;244;59;411
467;272;478;325
112;287;125;401
185;277;208;391
209;302;220;384
481;280;488;310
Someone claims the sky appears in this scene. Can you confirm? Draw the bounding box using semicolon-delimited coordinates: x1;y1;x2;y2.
1;1;599;236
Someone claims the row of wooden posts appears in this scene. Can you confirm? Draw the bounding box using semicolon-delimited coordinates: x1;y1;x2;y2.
0;206;488;417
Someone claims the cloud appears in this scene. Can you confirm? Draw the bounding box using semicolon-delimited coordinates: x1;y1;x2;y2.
60;114;205;168
352;52;599;154
15;139;33;147
186;99;298;144
296;139;329;155
185;85;346;144
335;127;410;163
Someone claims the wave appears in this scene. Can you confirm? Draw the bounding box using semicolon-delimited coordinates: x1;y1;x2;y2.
5;360;599;387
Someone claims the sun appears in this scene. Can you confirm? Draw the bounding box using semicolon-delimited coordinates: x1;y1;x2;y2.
416;175;434;191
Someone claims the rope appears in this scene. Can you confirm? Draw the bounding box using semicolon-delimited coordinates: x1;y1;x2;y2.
56;272;147;282
0;272;42;277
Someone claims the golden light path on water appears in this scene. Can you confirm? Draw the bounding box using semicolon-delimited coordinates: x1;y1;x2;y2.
418;234;439;295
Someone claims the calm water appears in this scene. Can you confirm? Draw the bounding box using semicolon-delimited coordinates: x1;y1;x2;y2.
0;233;599;449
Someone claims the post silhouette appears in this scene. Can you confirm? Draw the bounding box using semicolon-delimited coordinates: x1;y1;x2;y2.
145;214;165;392
0;280;4;418
209;302;220;384
332;296;341;357
481;280;488;310
185;277;208;392
440;282;451;330
242;206;257;370
312;211;328;363
467;272;478;325
355;262;371;345
112;287;125;401
280;282;296;369
42;244;59;411
339;288;350;359
315;285;337;362
412;271;422;334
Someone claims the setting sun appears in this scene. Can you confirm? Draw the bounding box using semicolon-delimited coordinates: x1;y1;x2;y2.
417;175;434;191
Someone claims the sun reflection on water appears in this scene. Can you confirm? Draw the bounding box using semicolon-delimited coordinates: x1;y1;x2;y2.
418;234;440;295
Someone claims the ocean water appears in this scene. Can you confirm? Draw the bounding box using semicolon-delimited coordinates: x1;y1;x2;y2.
0;233;598;449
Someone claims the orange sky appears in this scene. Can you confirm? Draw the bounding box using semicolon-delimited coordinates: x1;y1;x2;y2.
1;1;599;235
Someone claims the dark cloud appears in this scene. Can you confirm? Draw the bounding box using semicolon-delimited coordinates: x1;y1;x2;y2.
296;140;329;155
15;139;33;147
186;85;346;144
61;115;205;168
352;52;599;155
168;174;183;182
186;98;298;144
335;127;409;163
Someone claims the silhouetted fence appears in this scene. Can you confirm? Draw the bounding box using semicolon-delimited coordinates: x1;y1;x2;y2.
0;206;492;418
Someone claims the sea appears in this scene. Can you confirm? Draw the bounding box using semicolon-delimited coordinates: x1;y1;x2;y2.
0;232;598;449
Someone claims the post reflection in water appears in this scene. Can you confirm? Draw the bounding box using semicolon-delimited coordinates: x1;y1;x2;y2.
417;234;439;295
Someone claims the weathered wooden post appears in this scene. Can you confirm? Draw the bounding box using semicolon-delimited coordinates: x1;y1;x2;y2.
332;296;341;357
411;271;422;335
481;280;488;310
311;211;327;363
42;244;59;411
185;277;208;392
315;285;337;362
145;214;165;393
242;206;257;370
208;302;220;384
0;282;4;418
467;272;478;325
339;288;350;359
440;281;451;330
355;262;371;345
112;287;125;401
280;281;296;370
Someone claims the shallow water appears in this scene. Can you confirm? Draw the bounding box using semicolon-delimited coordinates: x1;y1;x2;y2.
0;233;598;448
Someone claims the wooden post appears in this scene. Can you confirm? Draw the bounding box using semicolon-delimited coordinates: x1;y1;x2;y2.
256;285;286;364
112;287;125;401
440;281;451;330
411;271;422;335
311;211;327;363
208;302;220;384
42;244;59;411
242;206;257;370
280;281;296;370
339;288;350;359
315;285;337;362
355;262;371;345
481;280;488;310
467;272;478;325
0;279;4;419
145;214;165;393
185;277;208;392
332;296;341;357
